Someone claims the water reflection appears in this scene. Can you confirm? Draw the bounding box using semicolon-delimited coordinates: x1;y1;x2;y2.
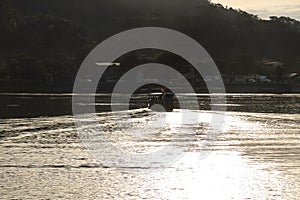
0;93;299;118
0;94;299;199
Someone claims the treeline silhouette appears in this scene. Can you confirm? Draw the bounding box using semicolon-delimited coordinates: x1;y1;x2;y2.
0;0;299;89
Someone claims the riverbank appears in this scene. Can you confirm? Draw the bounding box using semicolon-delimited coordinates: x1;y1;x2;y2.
0;80;299;93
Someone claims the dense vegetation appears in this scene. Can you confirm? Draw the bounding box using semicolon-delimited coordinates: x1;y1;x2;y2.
0;0;299;90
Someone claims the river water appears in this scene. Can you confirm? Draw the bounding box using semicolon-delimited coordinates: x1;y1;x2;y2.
0;94;299;199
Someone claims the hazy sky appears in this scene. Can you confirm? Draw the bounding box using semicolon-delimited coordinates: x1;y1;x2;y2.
211;0;300;21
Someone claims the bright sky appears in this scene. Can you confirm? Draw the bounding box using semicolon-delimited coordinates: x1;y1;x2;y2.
211;0;300;21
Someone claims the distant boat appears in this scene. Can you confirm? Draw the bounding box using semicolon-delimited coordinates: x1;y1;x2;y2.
148;92;175;112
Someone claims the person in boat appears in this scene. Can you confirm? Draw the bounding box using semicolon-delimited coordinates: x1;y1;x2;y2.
160;86;167;103
148;87;175;112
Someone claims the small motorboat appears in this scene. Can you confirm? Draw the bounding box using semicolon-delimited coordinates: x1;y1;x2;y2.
148;92;175;112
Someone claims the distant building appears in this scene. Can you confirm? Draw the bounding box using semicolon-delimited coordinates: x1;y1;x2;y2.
223;74;253;84
262;61;285;81
263;61;283;69
283;73;300;84
222;74;271;84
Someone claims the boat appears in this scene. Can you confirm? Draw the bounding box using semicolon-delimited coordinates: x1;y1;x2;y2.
148;92;175;112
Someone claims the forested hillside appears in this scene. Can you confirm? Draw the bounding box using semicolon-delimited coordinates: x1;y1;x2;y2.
1;0;300;88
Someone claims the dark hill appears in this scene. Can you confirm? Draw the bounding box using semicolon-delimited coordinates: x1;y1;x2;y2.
1;0;299;92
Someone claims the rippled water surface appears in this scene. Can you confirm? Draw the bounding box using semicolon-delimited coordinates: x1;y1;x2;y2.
0;94;299;199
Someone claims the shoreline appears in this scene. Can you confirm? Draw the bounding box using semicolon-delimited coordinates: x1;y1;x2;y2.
0;80;299;94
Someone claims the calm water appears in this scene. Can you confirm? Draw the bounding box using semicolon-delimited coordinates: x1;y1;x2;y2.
0;94;299;199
